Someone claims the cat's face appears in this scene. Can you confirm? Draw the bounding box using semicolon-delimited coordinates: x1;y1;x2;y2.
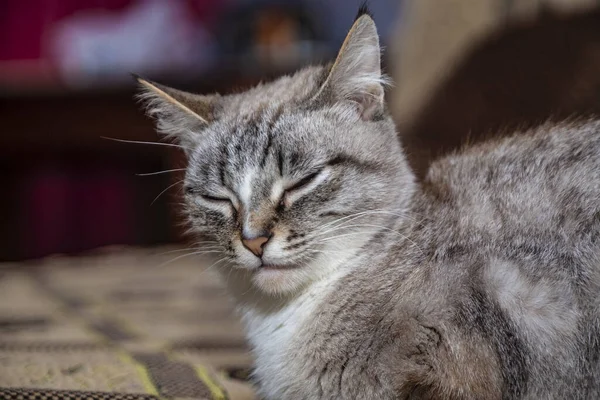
138;15;415;295
181;101;411;294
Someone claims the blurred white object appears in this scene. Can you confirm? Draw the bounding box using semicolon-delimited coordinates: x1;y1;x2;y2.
49;0;213;86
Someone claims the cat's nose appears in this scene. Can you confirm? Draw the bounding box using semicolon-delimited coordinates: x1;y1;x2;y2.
242;233;271;257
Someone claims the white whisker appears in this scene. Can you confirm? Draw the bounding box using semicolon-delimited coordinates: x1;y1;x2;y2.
315;210;413;234
151;179;184;205
156;246;221;256
316;223;423;254
101;136;192;151
196;256;231;278
136;168;187;176
158;250;223;267
315;230;380;243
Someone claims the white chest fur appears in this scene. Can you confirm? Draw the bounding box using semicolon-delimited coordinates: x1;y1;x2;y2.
240;273;342;398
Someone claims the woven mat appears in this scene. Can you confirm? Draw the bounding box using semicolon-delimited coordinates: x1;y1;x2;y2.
0;247;256;400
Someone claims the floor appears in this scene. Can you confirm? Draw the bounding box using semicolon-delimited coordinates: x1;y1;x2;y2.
0;246;255;400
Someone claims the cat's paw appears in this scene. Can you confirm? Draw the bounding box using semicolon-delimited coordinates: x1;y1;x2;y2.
411;324;442;366
385;317;441;376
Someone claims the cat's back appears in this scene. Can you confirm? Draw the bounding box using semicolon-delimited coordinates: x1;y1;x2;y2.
415;118;600;398
423;118;600;246
419;118;600;319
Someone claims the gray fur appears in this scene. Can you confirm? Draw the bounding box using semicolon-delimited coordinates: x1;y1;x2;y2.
137;13;600;400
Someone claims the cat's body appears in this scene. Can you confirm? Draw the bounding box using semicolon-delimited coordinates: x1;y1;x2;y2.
240;120;600;399
137;8;600;399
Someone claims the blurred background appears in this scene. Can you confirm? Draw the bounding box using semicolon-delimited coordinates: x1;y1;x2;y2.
1;0;600;262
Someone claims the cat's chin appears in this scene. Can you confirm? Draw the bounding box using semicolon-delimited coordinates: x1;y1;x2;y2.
261;263;300;271
251;264;309;295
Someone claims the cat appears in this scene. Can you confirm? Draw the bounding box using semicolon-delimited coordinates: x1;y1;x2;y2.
136;7;600;399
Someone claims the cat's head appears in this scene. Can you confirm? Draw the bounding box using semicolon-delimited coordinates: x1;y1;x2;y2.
137;11;415;295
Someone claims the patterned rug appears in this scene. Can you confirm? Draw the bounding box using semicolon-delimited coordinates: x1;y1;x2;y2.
0;247;256;400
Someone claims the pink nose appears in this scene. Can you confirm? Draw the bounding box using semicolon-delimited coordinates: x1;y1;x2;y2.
242;235;270;257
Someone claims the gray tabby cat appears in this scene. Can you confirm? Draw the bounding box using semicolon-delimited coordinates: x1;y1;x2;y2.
137;8;600;400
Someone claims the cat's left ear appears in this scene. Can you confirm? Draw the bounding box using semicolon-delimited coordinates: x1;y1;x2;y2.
315;9;388;120
135;76;219;151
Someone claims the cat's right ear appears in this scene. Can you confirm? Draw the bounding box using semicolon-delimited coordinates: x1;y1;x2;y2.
312;9;388;120
135;75;219;152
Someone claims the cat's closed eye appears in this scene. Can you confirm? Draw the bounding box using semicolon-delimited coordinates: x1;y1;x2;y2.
285;170;322;193
185;186;233;205
280;168;330;208
200;194;232;204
